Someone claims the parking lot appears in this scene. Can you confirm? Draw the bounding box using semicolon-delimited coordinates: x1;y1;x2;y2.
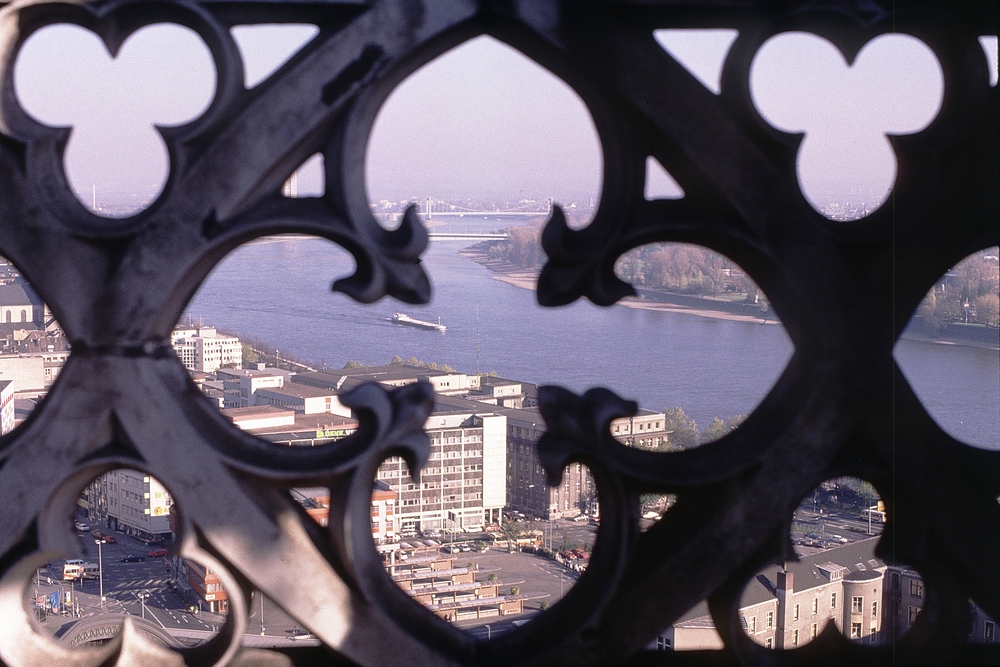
446;550;581;639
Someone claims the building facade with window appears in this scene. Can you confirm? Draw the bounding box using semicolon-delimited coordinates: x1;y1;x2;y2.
85;469;173;542
650;538;886;651
0;379;13;435
170;326;242;373
376;401;506;533
503;406;669;519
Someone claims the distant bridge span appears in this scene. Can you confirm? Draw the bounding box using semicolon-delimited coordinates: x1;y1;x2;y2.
428;232;509;241
424;211;548;219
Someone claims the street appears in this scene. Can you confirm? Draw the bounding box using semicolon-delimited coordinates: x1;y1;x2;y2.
31;529;225;645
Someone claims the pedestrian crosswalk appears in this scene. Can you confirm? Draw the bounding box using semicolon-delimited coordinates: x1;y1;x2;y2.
112;578;168;589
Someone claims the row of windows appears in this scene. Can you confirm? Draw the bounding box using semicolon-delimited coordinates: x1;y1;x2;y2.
2;309;30;323
612;420;663;434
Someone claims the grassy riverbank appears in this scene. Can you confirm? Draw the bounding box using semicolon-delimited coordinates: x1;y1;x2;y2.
458;246;781;326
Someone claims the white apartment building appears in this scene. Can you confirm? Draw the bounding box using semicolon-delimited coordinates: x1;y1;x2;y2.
171;326;242;373
377;400;506;533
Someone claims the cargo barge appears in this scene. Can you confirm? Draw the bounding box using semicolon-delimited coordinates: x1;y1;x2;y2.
390;312;446;333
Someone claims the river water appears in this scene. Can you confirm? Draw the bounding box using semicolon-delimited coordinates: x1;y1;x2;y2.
188;223;998;450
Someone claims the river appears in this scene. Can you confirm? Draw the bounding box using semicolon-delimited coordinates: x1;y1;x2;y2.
188;224;998;451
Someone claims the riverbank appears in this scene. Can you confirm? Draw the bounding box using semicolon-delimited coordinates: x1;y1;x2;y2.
460;246;1000;345
899;321;1000;351
460;247;781;325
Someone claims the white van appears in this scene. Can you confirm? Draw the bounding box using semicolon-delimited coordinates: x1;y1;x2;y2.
63;561;84;580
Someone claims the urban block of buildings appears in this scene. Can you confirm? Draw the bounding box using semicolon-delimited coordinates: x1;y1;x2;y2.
650;537;997;651
83;469;173;543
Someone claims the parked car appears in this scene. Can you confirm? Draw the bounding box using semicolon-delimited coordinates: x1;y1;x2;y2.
102;534;116;543
121;554;145;563
148;548;168;558
73;521;90;532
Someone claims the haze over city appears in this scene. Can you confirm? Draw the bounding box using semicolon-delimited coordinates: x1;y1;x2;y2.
13;24;993;213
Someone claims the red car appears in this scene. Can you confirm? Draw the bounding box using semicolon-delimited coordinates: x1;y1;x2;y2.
102;534;116;543
148;548;168;558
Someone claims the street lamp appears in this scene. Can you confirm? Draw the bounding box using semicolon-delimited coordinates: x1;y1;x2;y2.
485;624;491;640
135;590;149;620
94;539;106;611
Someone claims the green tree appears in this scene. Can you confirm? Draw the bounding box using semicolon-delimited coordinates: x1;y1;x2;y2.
509;586;520;596
241;342;261;365
388;355;404;365
343;360;363;369
487;573;498;583
975;293;1000;327
499;521;522;544
700;414;746;444
662;407;698;449
539;601;550;610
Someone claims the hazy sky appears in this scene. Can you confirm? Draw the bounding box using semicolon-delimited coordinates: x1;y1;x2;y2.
10;23;998;217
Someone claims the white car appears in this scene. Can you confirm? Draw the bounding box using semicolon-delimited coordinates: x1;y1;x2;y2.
73;521;89;532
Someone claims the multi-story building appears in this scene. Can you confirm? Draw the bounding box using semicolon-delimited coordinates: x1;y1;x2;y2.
289;484;397;541
217;366;290;408
294;364;482;397
224;406;359;446
273;367;508;533
181;559;229;614
0;379;13;434
652;539;887;651
469;376;526;408
652;537;998;652
503;406;670;519
85;469;173;542
252;380;352;416
170;326;242;373
377;395;507;533
886;564;997;645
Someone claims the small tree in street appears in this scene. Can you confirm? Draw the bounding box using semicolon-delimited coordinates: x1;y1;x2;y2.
499;521;522;545
509;586;520;596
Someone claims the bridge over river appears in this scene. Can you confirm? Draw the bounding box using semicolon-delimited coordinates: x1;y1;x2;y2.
428;231;509;241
